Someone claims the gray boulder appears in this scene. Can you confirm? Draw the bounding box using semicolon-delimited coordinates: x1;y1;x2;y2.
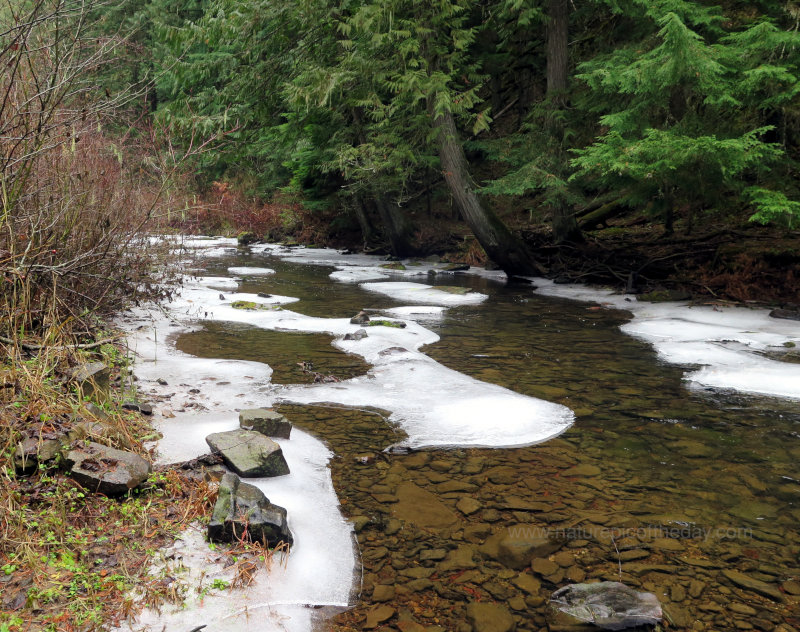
350;311;370;325
550;582;662;630
206;429;290;477
344;328;368;341
66;442;151;495
67;362;110;401
208;472;292;547
239;408;292;439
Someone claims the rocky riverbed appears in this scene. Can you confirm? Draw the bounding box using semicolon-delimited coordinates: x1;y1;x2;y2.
119;237;799;632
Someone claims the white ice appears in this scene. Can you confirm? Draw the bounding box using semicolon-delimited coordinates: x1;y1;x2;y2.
228;266;276;276
147;276;573;449
123;417;356;632
361;281;488;306
119;300;356;632
532;279;800;400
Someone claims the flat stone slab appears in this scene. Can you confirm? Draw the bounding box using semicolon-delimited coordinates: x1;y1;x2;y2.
208;472;292;547
66;442;151;495
721;569;786;602
206;429;290;477
239;408;292;439
550;581;662;630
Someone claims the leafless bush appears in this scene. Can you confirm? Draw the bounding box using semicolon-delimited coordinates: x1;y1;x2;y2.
0;0;172;340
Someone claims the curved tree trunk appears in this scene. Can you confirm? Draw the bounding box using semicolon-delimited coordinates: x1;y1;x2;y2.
432;107;542;276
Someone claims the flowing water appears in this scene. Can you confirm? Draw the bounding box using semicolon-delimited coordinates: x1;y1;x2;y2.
179;248;799;631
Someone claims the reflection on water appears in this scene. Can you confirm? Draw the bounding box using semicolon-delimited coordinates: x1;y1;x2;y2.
182;248;800;631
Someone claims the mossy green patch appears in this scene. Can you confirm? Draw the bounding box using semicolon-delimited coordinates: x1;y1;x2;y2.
366;320;407;329
434;286;471;295
231;301;278;311
380;262;407;270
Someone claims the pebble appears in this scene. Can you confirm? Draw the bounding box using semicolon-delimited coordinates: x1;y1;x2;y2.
456;497;481;516
372;585;395;602
465;602;515;632
363;604;395;629
531;558;559;576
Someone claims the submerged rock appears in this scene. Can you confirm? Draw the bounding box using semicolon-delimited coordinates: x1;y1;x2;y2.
479;525;564;570
466;602;515;632
769;308;800;321
550;581;662;630
208;472;292;547
66;442;151;495
206;429;290;477
239;408;292;439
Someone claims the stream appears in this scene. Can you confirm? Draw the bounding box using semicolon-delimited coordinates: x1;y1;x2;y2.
126;239;799;632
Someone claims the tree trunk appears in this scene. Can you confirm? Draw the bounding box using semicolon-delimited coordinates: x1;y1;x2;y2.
350;107;415;257
353;196;375;248
546;0;581;243
432;107;542;276
373;194;415;257
546;0;569;104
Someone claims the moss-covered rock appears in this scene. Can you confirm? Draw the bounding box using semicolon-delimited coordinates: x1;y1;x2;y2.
367;320;407;329
237;231;258;246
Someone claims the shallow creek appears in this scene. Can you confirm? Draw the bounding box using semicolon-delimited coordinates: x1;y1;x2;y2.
175;246;799;632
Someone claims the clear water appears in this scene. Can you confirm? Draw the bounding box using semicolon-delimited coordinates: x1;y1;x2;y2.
181;250;800;631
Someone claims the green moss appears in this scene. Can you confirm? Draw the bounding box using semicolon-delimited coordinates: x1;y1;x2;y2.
231;301;278;311
434;286;470;295
380;262;406;270
366;320;407;329
784;341;796;348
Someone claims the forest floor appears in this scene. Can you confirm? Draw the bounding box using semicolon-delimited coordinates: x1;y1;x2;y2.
316;216;800;307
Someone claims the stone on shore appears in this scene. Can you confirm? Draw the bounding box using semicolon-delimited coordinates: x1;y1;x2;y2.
239;408;292;439
67;362;110;401
206;429;290;477
550;581;662;630
66;442;151;495
208;472;292;547
350;311;370;325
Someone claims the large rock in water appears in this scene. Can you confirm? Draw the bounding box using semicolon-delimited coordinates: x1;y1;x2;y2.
206;429;290;477
239;408;292;439
208;473;292;547
550;582;662;630
479;525;564;570
66;442;151;495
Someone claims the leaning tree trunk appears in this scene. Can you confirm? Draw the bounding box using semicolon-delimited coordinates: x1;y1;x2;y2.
432;107;541;276
547;0;582;244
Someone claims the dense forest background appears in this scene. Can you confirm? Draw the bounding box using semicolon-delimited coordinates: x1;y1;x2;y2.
3;0;800;331
122;0;800;283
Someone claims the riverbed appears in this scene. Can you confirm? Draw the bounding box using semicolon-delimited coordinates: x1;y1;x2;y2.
124;238;800;632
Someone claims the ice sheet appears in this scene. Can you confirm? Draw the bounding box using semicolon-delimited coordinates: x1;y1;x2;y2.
361;281;488;306
121;424;354;632
228;266;276;276
532;279;800;399
119;302;357;632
